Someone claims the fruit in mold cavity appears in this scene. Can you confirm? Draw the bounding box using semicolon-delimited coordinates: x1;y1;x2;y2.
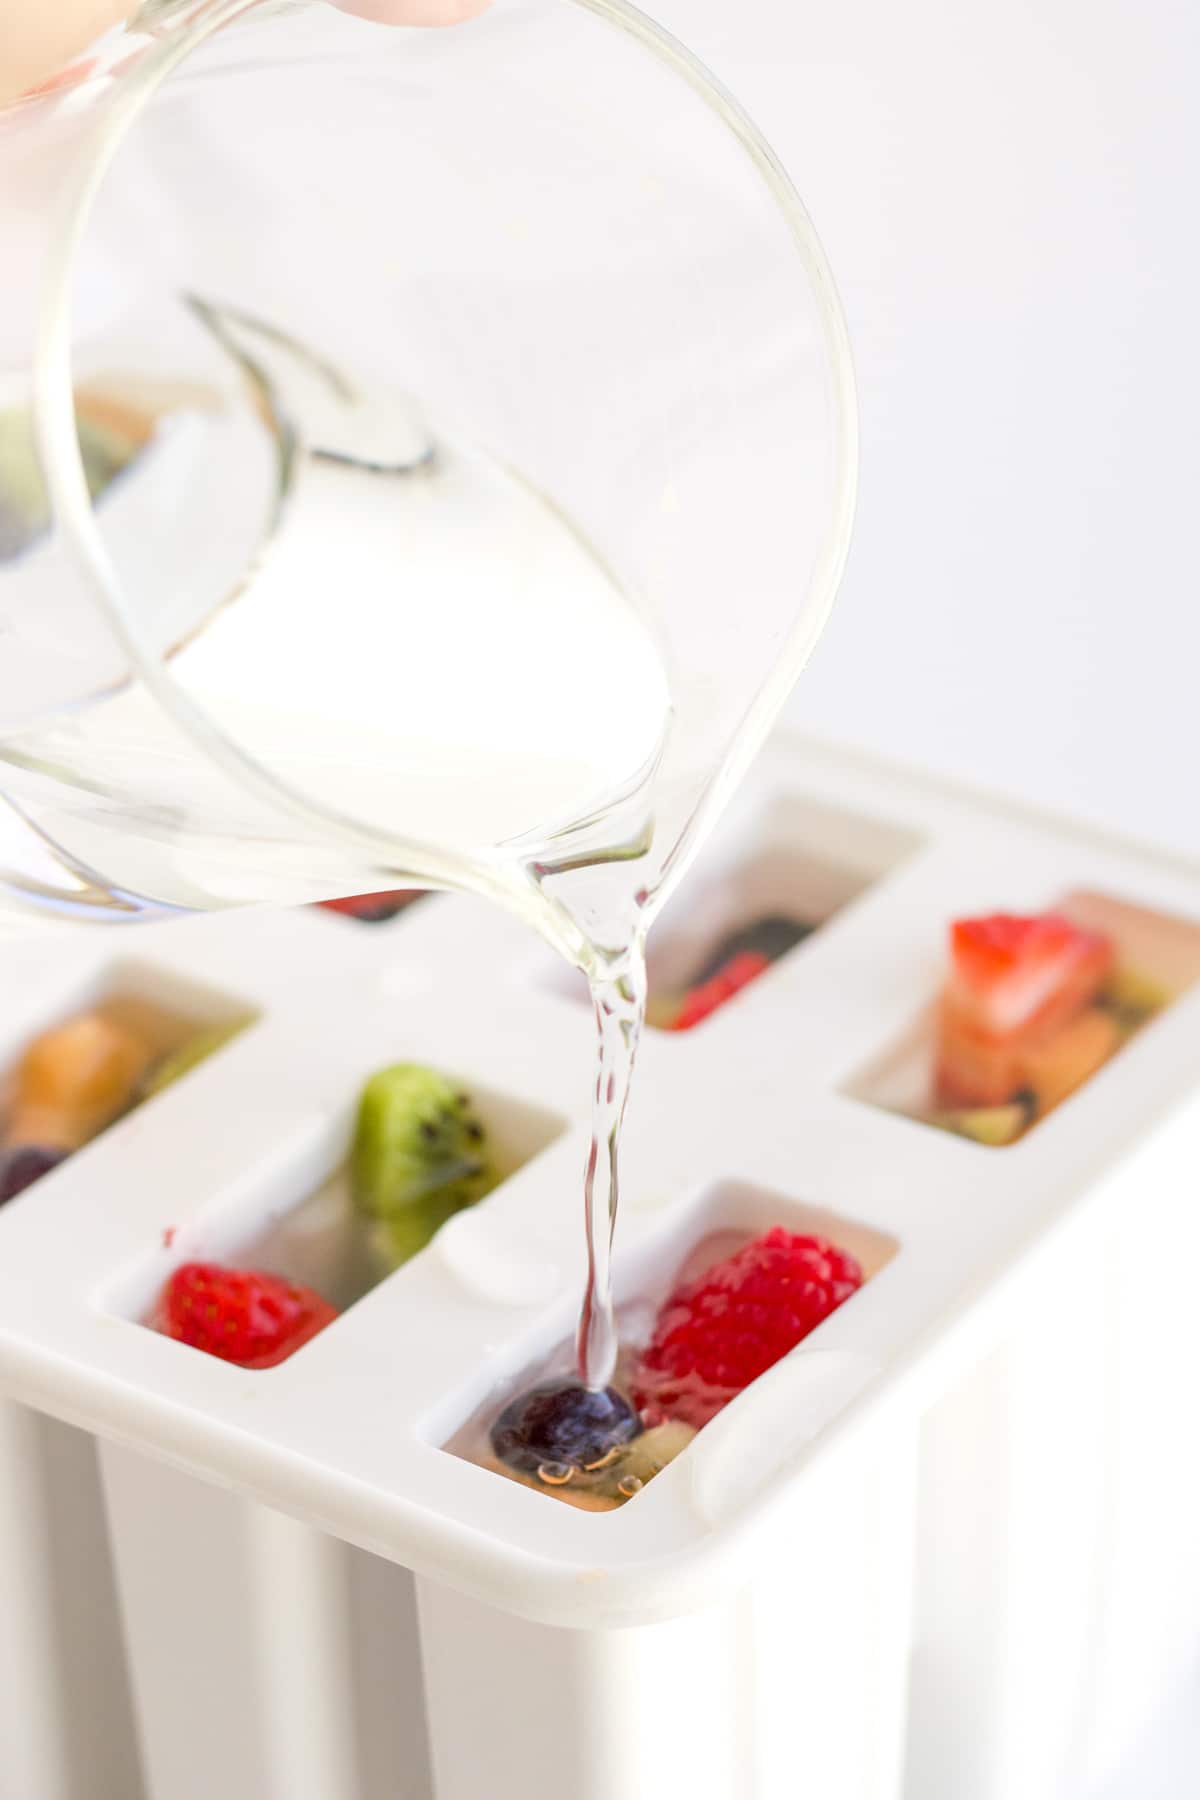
0;1145;66;1203
155;1262;337;1368
931;1101;1030;1148
944;913;1113;1036
667;950;771;1032
632;1227;864;1430
649;916;811;1031
490;1379;642;1479
6;1013;153;1152
935;912;1114;1107
645;990;687;1030
141;1021;247;1099
1095;965;1172;1033
1018;1007;1121;1113
352;1064;494;1268
598;1419;697;1499
690;915;813;983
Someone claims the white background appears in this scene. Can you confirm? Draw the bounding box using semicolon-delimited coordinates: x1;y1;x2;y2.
649;0;1199;859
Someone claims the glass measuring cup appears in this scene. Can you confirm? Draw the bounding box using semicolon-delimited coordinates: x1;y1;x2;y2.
0;0;856;951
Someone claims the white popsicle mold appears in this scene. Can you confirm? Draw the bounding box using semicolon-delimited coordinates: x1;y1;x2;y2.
1;732;1199;1798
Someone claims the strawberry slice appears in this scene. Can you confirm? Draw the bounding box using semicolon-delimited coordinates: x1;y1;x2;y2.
936;912;1114;1106
155;1262;337;1369
946;913;1112;1037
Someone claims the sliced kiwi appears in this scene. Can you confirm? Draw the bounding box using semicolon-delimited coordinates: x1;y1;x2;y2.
932;1101;1030;1148
352;1064;494;1268
592;1420;698;1501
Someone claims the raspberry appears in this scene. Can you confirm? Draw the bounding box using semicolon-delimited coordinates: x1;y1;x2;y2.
155;1262;337;1369
632;1227;863;1428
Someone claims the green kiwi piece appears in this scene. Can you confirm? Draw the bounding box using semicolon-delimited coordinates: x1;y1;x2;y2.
932;1102;1029;1148
595;1420;698;1500
352;1064;494;1268
142;1021;247;1098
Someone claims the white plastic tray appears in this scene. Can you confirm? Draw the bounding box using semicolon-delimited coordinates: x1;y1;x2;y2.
2;733;1199;1800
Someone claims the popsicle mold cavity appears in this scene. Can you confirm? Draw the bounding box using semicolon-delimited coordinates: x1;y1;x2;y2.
848;890;1200;1146
112;1061;567;1333
541;791;923;1029
491;1381;642;1478
0;966;254;1204
446;1188;897;1512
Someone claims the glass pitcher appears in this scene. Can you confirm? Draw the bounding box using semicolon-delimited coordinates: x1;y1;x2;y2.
0;0;857;964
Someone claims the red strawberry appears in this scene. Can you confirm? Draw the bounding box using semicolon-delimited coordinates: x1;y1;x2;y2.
946;914;1111;1036
155;1262;337;1369
632;1227;863;1429
668;950;771;1032
936;912;1113;1106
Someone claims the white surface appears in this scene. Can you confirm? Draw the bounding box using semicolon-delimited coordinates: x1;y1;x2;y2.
643;0;1199;858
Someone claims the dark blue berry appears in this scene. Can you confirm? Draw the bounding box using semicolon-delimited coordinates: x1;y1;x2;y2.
693;914;812;984
491;1379;642;1476
0;1145;67;1205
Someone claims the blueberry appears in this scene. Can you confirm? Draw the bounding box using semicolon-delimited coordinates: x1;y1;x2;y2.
491;1379;642;1477
693;915;813;984
0;1145;67;1205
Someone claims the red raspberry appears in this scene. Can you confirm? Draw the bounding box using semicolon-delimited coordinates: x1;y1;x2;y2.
632;1228;863;1428
668;950;772;1031
156;1262;337;1369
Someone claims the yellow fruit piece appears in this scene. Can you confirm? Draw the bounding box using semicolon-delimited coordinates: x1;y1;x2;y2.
931;1102;1029;1147
6;1013;154;1152
1018;1007;1121;1115
141;1020;246;1099
1099;965;1172;1031
615;1420;697;1485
